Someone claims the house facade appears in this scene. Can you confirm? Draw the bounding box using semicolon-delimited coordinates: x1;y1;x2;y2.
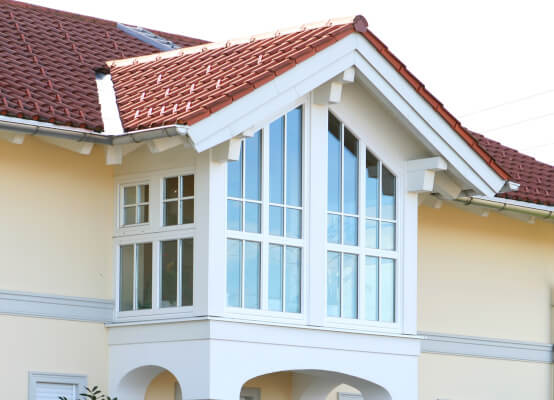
1;1;553;399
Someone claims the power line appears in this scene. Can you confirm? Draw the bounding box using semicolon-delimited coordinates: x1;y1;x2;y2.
461;88;554;118
483;111;554;133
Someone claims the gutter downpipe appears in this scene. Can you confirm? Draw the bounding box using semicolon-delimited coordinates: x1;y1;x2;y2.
454;196;554;221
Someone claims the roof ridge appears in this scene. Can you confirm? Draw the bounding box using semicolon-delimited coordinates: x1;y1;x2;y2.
108;15;368;68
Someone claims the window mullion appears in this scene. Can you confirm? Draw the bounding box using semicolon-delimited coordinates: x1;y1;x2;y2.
133;244;138;311
177;239;182;307
261;127;270;311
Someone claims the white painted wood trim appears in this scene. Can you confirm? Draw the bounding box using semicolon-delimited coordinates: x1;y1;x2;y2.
0;289;113;323
28;372;87;400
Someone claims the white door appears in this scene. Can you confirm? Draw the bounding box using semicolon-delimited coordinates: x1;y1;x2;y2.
35;382;78;400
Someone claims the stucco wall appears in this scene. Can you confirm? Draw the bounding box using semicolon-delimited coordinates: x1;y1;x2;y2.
0;137;113;299
145;370;178;400
244;372;293;400
0;315;108;399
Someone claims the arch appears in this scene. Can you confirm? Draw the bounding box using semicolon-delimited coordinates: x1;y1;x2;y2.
116;365;183;400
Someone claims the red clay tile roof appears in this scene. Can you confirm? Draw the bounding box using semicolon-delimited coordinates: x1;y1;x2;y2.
0;0;205;131
471;132;554;206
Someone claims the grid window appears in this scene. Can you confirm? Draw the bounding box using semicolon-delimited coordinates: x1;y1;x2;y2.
122;184;149;226
163;175;195;226
119;242;152;311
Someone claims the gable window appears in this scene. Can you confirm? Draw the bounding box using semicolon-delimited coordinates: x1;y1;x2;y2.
163;175;194;226
119;242;153;311
226;106;303;314
326;112;397;323
121;184;149;226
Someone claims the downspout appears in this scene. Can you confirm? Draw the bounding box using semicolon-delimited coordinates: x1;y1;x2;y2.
453;196;554;221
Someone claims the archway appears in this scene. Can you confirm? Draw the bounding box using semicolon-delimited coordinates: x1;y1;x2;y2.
117;365;183;400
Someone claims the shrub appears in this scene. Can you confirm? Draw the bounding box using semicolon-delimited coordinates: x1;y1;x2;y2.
59;385;118;400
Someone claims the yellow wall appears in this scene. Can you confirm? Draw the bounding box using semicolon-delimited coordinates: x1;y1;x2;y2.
0;137;114;299
243;372;293;400
145;371;178;400
0;315;108;399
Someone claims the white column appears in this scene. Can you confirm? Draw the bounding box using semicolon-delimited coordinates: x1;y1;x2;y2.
402;191;419;335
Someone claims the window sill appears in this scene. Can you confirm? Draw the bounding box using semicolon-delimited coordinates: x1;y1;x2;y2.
115;306;195;322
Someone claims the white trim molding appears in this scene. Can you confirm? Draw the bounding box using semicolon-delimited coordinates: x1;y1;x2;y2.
0;289;113;323
28;372;87;400
420;331;554;363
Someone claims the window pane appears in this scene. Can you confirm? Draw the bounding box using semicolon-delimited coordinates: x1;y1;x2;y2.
228;142;243;198
136;243;152;310
366;150;379;218
244;241;261;309
245;131;262;201
286;107;302;207
286;208;301;239
226;239;242;307
245;202;261;233
161;240;178;308
269;205;283;236
181;238;193;306
285;246;301;313
138;184;149;203
124;186;136;205
364;256;378;321
182;175;194;197
342;254;358;319
137;205;149;224
181;199;194;224
327;113;341;212
382;222;395;251
123;206;136;225
327;213;341;244
381;258;395;322
365;219;379;249
343;128;358;215
327;251;341;317
119;245;134;311
270;117;284;204
343;216;358;246
382;165;396;220
165;177;179;199
227;200;242;231
164;201;178;226
268;244;283;311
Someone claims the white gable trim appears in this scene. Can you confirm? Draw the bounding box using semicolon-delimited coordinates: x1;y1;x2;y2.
185;33;507;196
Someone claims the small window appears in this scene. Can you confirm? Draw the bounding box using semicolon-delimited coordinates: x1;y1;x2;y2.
160;238;194;308
163;175;195;226
121;184;149;226
119;242;153;311
29;372;86;400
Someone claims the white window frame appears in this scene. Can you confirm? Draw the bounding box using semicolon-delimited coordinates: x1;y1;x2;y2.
224;99;308;323
119;181;151;228
325;111;403;332
161;174;195;227
28;372;87;400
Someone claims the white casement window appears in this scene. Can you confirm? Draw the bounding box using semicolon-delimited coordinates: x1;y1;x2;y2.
326;112;397;323
160;238;194;307
121;183;149;226
119;242;153;311
226;106;304;314
28;372;86;400
162;175;194;226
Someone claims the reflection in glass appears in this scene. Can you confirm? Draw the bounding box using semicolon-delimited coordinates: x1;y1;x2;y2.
365;219;378;249
327;251;341;317
327;214;341;243
269;206;283;236
285;246;301;313
138;184;149;203
228;143;243;198
123;186;136;205
381;258;395;322
245;131;262;201
286;208;301;239
161;240;178;308
343;128;358;215
382;165;396;220
165;177;179;199
119;245;134;311
342;254;358;319
268;244;283;311
286;107;302;207
123;206;136;225
382;222;395;251
136;243;152;310
164;201;178;226
244;241;261;309
364;256;378;321
226;239;242;307
366;150;379;218
227;200;242;231
181;239;193;306
137;205;149;224
270;117;284;204
182;175;194;197
245;202;261;233
181;199;194;224
328;113;341;212
343;216;358;246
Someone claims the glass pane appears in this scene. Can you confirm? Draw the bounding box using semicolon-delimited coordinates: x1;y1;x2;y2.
244;241;261;309
268;244;283;311
381;258;395;322
286;208;301;239
164;201;178;226
123;186;136;205
343;216;358;246
227;200;242;231
181;238;193;306
327;113;341;212
285;246;301;313
123;206;136;225
365;219;378;249
227;142;243;198
136;243;152;310
342;254;358;319
270;116;284;204
137;205;149;224
245;202;261;233
343;128;358;215
161;240;178;308
269;205;284;236
366;150;379;218
286;107;302;207
382;222;395;251
181;199;194;224
245;131;262;200
327;251;341;317
327;213;341;244
138;184;149;203
226;239;242;307
382;165;396;220
119;245;134;311
182;175;194;197
364;256;378;321
165;177;179;199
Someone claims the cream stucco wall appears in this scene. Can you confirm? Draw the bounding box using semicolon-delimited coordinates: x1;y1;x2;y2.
0;137;114;299
145;370;178;400
0;315;108;399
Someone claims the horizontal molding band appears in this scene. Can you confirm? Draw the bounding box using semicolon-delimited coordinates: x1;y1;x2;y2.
420;331;554;363
0;289;113;323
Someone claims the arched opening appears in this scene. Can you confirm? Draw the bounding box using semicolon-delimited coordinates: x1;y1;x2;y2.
117;365;183;400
